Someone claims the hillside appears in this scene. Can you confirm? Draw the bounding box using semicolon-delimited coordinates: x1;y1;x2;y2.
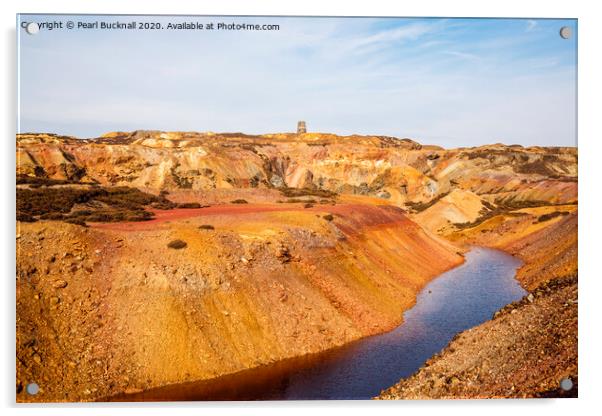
17;131;576;210
16;131;577;402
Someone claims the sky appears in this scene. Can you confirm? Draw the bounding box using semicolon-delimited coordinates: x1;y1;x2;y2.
18;15;577;147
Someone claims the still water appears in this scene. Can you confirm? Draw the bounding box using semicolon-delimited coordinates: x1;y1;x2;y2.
112;247;525;401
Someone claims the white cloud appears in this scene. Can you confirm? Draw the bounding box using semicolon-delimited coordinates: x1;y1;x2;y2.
18;16;576;147
441;50;481;62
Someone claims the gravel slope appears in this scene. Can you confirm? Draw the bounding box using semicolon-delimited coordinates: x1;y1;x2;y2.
377;276;577;399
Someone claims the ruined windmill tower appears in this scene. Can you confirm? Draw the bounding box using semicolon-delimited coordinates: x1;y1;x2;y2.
297;121;307;134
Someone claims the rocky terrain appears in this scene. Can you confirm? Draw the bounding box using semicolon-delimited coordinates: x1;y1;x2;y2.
378;276;577;399
16;192;462;402
15;131;577;401
16;131;576;209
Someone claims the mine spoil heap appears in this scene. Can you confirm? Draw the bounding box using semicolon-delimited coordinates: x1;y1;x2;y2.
16;130;577;401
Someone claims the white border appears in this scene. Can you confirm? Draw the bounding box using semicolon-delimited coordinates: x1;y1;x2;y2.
3;1;601;415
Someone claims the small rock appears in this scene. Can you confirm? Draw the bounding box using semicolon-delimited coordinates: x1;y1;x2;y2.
32;353;42;364
433;377;445;389
527;293;535;303
52;280;68;289
240;257;249;264
448;376;460;388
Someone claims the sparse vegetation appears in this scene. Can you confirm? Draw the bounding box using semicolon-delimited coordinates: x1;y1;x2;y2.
151;200;177;210
286;198;316;204
199;224;215;230
304;203;314;208
167;239;187;249
323;214;334;221
537;211;570;223
405;192;450;213
494;197;576;210
64;218;88;227
280;187;338;199
16;212;37;222
176;202;203;209
454;208;529;230
170;163;193;189
38;212;65;220
230;199;248;204
515;160;557;176
16;175;92;187
16;185;174;224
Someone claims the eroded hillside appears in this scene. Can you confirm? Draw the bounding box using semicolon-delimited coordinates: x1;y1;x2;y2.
16;198;462;402
17;131;576;210
16;131;577;402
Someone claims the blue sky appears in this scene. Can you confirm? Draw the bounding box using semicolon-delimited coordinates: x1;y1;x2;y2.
18;16;577;147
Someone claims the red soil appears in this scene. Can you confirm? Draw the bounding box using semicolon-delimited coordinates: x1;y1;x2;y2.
91;203;409;232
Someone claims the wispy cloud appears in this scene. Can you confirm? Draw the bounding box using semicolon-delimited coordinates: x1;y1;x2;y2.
18;16;577;147
351;22;435;48
441;50;481;62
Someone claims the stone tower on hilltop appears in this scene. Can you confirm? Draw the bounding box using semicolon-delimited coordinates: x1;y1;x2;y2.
297;121;307;134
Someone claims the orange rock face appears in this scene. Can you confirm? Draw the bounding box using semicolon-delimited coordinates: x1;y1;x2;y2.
15;131;577;402
16;131;576;208
16;200;462;402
